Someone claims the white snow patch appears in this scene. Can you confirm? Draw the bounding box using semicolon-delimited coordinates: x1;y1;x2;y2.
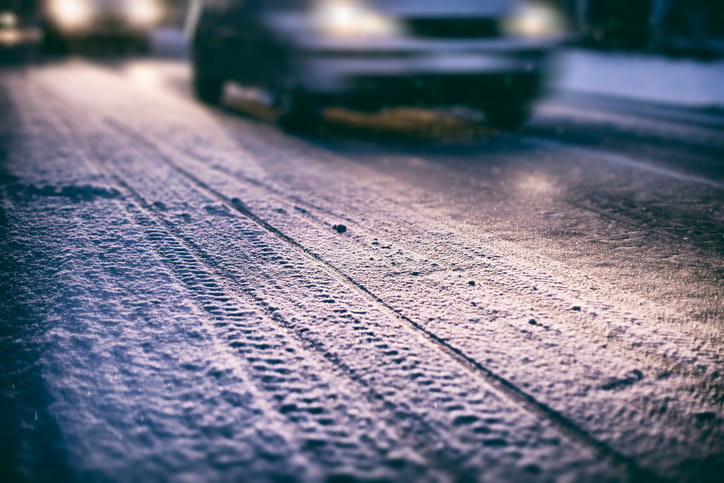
556;49;724;109
150;28;189;59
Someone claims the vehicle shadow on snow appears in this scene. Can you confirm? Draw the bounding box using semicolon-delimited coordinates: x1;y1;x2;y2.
220;93;539;159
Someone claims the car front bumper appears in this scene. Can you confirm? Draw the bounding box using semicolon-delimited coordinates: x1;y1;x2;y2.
291;36;556;107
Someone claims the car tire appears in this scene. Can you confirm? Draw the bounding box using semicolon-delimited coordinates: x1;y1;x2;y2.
191;31;225;105
193;71;224;105
192;56;224;105
276;89;322;133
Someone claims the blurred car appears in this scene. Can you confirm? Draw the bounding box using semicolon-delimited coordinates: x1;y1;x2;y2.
0;9;23;45
188;0;567;130
0;6;42;59
41;0;165;52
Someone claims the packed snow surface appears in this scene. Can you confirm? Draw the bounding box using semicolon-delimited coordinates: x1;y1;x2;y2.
1;54;722;482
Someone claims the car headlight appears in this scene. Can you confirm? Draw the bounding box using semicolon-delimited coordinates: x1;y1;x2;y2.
48;0;93;30
0;11;18;29
127;0;164;27
504;1;566;39
311;0;402;38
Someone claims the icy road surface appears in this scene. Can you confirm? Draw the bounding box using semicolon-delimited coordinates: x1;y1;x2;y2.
1;58;722;483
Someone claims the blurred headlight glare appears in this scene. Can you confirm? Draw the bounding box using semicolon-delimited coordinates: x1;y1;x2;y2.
127;0;164;27
0;11;18;29
504;1;566;39
49;0;93;30
312;0;402;38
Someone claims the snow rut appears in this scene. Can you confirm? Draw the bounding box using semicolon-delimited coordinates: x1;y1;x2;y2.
108;112;722;481
81;101;627;481
18;74;636;481
14;61;723;480
8;80;448;482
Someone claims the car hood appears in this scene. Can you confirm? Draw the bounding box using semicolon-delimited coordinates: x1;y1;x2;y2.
365;0;514;17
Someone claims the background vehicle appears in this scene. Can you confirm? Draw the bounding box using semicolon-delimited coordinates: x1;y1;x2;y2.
0;0;42;60
187;0;567;131
40;0;166;53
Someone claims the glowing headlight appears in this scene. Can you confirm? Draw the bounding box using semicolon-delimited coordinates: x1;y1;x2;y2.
0;12;18;29
312;0;402;38
127;0;163;27
504;1;566;39
49;0;93;30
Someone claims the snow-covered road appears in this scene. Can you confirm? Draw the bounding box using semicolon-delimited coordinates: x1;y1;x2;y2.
1;57;722;482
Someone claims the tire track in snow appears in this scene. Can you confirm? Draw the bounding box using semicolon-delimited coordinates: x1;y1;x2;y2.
55;87;659;481
104;114;717;483
20;79;455;482
34;76;641;481
32;62;720;482
155;130;721;373
1;83;324;481
101;104;721;387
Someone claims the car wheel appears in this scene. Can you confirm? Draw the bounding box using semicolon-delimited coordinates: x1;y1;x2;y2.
191;32;225;105
276;88;322;133
192;70;224;105
484;102;532;130
192;56;224;105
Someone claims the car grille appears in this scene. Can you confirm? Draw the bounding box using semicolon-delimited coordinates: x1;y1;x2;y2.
91;13;132;29
403;18;502;39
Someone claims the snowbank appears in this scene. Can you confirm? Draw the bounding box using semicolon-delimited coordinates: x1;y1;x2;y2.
556;49;724;109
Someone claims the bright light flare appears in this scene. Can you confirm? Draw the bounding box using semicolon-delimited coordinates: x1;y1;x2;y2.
48;0;93;31
311;0;402;38
125;64;162;89
0;29;21;45
504;1;566;39
0;11;18;29
127;0;164;27
515;172;558;198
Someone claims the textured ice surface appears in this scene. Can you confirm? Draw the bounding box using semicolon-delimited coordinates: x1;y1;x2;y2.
1;59;722;482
